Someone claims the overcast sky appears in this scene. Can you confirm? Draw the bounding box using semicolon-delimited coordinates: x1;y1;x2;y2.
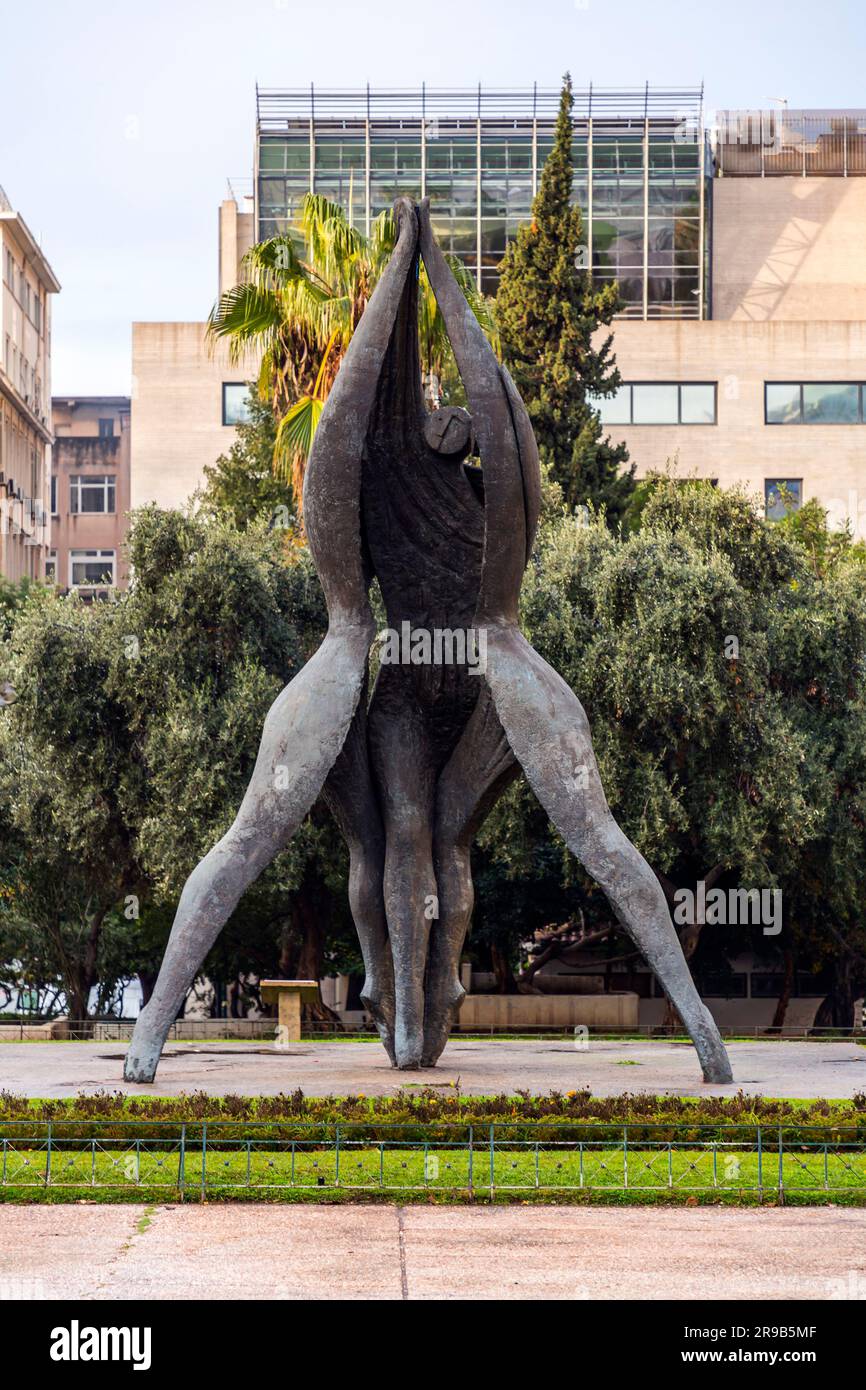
2;0;865;395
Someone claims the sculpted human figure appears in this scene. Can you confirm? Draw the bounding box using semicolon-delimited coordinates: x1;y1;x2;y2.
124;199;733;1086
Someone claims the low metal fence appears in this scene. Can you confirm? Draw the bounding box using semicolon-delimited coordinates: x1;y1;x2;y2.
1;1019;864;1042
1;1122;864;1197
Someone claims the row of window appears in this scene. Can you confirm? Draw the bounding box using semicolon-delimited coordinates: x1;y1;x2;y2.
593;381;866;427
51;474;116;516
593;382;716;425
4;334;42;411
3;248;43;331
46;549;116;588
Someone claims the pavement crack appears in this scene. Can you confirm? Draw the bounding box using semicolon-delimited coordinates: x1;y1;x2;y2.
86;1202;159;1299
396;1205;409;1300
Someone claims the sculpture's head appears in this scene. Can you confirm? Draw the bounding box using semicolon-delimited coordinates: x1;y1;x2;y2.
423;405;474;463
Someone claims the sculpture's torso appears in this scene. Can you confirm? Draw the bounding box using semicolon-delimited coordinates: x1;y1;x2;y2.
362;435;485;770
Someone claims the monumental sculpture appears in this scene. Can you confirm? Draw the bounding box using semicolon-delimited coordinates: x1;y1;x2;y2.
124;198;733;1085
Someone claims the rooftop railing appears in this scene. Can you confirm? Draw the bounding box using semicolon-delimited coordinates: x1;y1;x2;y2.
256;82;704;129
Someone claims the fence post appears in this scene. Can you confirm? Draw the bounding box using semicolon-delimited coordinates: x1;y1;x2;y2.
179;1123;186;1195
335;1123;340;1187
468;1125;473;1196
200;1120;207;1199
46;1120;52;1189
489;1124;494;1197
623;1125;628;1190
757;1125;763;1202
778;1123;784;1203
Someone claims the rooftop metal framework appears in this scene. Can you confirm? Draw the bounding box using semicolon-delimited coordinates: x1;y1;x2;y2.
257;83;704;129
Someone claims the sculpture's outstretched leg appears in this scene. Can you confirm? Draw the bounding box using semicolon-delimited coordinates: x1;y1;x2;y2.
484;628;734;1084
123;627;372;1082
323;693;396;1062
368;673;438;1069
422;688;518;1065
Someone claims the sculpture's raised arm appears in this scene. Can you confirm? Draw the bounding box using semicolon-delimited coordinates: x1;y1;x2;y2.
305;197;420;625
418;198;540;626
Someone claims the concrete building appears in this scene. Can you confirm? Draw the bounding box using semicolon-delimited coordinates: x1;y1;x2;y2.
595;131;866;534
131;197;257;511
50;396;131;592
0;185;59;582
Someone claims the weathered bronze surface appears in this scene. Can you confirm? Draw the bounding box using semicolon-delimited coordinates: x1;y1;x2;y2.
124;200;733;1085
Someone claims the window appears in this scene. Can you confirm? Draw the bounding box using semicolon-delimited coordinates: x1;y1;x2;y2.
765;382;865;424
632;384;679;424
45;550;57;583
50;475;58;516
69;549;116;587
765;479;802;521
69;474;116;514
697;971;747;999
222;383;251;426
590;382;716;425
98;417;114;438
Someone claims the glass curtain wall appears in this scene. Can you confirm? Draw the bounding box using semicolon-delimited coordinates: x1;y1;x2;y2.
256;89;707;318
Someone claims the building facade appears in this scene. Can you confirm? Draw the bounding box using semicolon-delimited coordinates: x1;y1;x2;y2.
131;197;257;511
593;114;866;534
50;396;131;592
134;93;866;544
0;186;59;582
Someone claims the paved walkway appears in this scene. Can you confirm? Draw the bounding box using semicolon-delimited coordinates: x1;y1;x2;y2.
1;1038;864;1098
1;1205;864;1300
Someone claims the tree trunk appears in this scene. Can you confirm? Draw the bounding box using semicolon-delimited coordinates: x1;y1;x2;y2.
813;955;862;1029
491;942;518;994
137;970;158;1009
659;866;724;1031
770;948;795;1030
284;867;341;1024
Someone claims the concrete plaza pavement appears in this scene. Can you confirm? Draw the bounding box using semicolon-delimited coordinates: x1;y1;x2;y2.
0;1037;864;1098
1;1204;864;1300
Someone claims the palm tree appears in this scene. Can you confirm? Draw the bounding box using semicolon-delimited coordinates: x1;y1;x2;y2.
207;194;498;510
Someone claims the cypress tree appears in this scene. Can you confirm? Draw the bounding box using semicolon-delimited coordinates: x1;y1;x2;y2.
495;73;634;522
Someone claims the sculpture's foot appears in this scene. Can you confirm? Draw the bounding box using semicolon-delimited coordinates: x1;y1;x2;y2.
421;976;465;1066
361;975;396;1065
123;1004;169;1083
394;1021;424;1070
123;1040;159;1084
693;1005;734;1084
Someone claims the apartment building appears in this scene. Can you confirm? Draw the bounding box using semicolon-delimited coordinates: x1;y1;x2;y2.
0;185;59;581
50;396;131;592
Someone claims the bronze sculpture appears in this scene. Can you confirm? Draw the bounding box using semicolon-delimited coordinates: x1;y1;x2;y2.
124;199;733;1085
